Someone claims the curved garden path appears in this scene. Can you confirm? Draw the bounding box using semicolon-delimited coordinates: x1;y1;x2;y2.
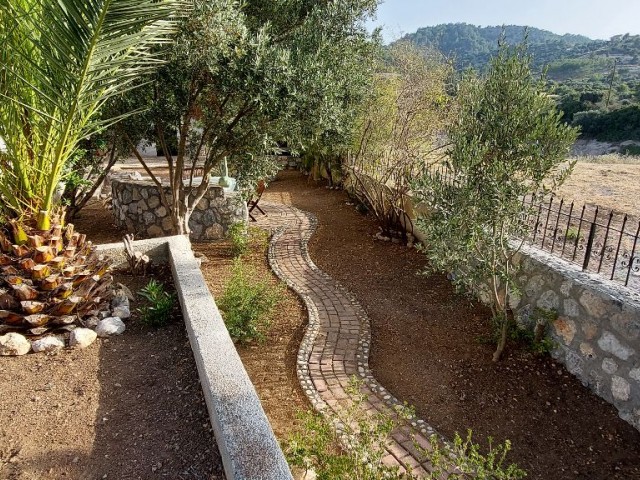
256;201;436;476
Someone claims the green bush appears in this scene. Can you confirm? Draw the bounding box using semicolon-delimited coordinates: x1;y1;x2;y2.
218;259;282;342
286;377;526;480
228;222;249;257
228;222;269;257
137;279;175;328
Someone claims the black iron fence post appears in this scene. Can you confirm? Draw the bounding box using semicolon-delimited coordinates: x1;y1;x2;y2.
583;221;597;272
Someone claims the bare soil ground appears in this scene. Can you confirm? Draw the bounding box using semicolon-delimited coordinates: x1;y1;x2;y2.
0;268;223;480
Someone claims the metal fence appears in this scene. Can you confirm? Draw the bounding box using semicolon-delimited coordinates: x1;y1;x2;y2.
524;195;640;290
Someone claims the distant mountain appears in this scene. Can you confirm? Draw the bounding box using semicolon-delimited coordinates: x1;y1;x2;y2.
398;23;640;82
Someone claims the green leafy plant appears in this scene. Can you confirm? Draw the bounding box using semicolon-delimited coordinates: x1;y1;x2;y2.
138;279;175;328
218;259;282;343
286;377;525;479
0;0;184;230
228;223;268;258
228;223;249;257
425;431;526;480
413;37;578;361
286;378;404;480
565;225;581;242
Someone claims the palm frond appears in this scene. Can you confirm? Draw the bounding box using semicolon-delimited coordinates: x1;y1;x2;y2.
0;0;188;221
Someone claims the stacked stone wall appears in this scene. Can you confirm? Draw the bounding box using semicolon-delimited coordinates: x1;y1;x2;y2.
513;243;640;431
111;179;247;241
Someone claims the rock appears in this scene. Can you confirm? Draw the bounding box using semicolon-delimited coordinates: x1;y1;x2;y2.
155;206;167;217
115;283;135;302
611;376;631;402
0;333;31;356
204;224;224;239
581;321;599;341
553;317;576;345
579;291;608;318
147;195;160;209
147;225;164;237
611;311;640;340
563;299;580;318
162;216;174;232
112;305;131;319
597;331;635;361
564;350;584;377
69;328;97;349
143;211;156;225
560;280;573;297
537;290;559;310
32;336;65;353
84;316;100;329
96;317;126;337
525;275;545;298
630;368;640;383
602;357;619;374
580;342;596;360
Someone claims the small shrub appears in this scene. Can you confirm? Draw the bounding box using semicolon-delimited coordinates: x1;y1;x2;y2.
286;377;526;480
228;222;268;257
218;259;282;342
137;279;175;327
228;222;249;257
426;431;526;480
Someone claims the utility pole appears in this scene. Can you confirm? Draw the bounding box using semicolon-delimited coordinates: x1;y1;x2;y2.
606;58;618;109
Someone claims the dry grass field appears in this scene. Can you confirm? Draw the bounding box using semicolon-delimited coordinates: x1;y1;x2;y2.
557;155;640;215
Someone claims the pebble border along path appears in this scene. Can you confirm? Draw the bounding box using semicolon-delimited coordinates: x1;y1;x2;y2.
257;202;437;476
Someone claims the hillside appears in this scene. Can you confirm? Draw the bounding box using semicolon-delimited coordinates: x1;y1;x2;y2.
399;23;640;81
399;24;640;142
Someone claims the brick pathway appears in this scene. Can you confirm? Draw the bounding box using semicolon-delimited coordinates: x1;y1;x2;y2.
256;202;437;476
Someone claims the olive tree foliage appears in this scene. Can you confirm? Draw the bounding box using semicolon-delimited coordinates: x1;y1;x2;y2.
123;0;379;234
347;42;454;239
412;42;578;361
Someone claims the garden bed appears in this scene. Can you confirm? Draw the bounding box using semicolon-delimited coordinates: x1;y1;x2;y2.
0;267;224;479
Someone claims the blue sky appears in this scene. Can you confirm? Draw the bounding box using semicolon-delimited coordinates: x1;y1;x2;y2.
367;0;640;43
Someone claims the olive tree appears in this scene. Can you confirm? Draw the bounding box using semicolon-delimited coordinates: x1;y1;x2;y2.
125;0;378;235
412;41;578;361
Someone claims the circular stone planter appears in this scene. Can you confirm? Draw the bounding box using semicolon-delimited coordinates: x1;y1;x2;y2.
111;179;248;242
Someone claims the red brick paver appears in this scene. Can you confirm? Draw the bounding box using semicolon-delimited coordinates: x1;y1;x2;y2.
257;202;437;475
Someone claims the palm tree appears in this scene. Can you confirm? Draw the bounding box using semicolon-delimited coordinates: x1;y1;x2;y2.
0;0;184;335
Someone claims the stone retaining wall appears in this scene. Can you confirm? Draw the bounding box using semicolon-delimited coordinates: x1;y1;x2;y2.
111;179;247;242
512;243;640;431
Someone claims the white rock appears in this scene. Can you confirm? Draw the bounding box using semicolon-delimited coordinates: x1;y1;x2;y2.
96;317;126;337
69;328;97;349
597;331;635;361
0;333;31;356
111;305;131;319
612;376;631;402
32;336;65;353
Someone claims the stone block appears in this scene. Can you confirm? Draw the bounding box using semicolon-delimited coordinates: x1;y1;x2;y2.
580;290;608;318
612;376;631;402
602;357;619;374
537;290;559;310
553;317;576;345
580;342;596;360
147;195;160;209
147;225;164;237
598;331;635;361
563;298;580;318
